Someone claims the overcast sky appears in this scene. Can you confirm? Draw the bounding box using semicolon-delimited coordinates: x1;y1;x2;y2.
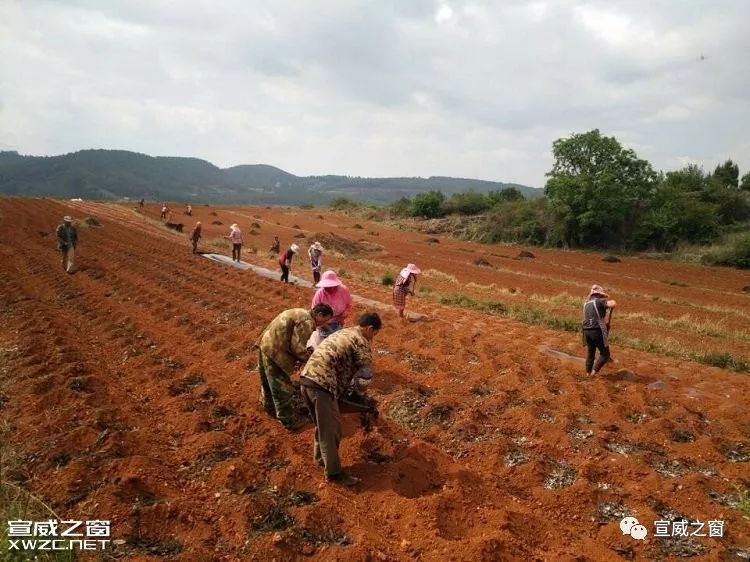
1;0;748;187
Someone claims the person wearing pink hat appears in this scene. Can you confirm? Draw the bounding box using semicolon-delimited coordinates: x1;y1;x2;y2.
582;284;617;376
392;263;421;318
311;270;353;336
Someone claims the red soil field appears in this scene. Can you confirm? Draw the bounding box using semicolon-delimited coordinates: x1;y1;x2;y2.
0;197;748;561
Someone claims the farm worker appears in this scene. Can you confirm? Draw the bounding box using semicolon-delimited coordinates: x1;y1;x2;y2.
139;198;144;208
226;224;243;262
189;221;202;254
56;215;78;273
160;204;168;220
308;241;324;284
185;204;192;216
392;263;421;318
299;312;381;485
270;236;280;254
279;243;299;283
312;270;353;337
256;304;334;430
582;284;617;376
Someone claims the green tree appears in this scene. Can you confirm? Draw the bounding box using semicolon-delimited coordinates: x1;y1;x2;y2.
635;168;719;250
446;190;491;215
740;172;750;192
711;159;740;189
487;187;524;205
544;129;658;248
409;190;446;218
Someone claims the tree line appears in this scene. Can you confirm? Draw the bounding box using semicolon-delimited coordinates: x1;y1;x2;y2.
366;130;749;267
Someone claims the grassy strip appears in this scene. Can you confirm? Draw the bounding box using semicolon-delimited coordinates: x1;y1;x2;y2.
621;312;750;343
612;334;749;373
436;293;580;332
736;486;750;518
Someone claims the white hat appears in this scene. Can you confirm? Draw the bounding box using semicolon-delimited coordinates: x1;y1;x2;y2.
290;243;300;253
63;216;73;222
230;223;238;229
312;241;323;251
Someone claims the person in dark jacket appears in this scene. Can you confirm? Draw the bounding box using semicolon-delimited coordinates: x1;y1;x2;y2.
582;284;617;376
56;216;78;273
279;243;299;283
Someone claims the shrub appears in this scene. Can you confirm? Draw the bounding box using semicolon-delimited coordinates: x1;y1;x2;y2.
391;197;411;217
381;273;394;286
700;231;750;269
330;197;359;210
409;191;446;218
446;190;491;215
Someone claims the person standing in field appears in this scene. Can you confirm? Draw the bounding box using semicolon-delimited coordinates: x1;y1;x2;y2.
582;284;617;376
256;304;334;430
308;241;324;284
392;263;421;318
226;224;243;262
279;243;299;283
160;204;168;220
186;204;192;216
189;221;202;254
312;270;353;337
139;198;145;208
270;236;280;254
299;312;381;486
56;215;78;273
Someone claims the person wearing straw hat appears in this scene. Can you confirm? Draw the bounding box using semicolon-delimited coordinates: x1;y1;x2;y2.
308;241;324;284
226;224;243;262
392;263;421;318
279;243;299;283
56;215;79;273
312;270;353;337
582;284;617;376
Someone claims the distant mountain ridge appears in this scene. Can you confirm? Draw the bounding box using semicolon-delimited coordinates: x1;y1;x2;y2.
0;149;541;204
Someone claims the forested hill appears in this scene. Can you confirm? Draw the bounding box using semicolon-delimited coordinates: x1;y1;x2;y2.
0;149;539;204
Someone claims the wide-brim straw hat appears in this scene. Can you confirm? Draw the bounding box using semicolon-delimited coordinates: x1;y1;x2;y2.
312;241;323;251
399;263;421;278
230;223;238;229
63;216;73;222
290;243;300;253
588;284;609;298
316;270;342;288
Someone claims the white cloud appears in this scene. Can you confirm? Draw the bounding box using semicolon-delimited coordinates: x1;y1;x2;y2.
1;0;749;186
435;4;454;24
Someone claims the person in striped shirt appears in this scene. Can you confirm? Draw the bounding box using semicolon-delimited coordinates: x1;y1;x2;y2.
392;263;421;318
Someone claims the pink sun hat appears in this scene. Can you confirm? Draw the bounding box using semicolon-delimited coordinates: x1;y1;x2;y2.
316;270;343;288
399;263;421;278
